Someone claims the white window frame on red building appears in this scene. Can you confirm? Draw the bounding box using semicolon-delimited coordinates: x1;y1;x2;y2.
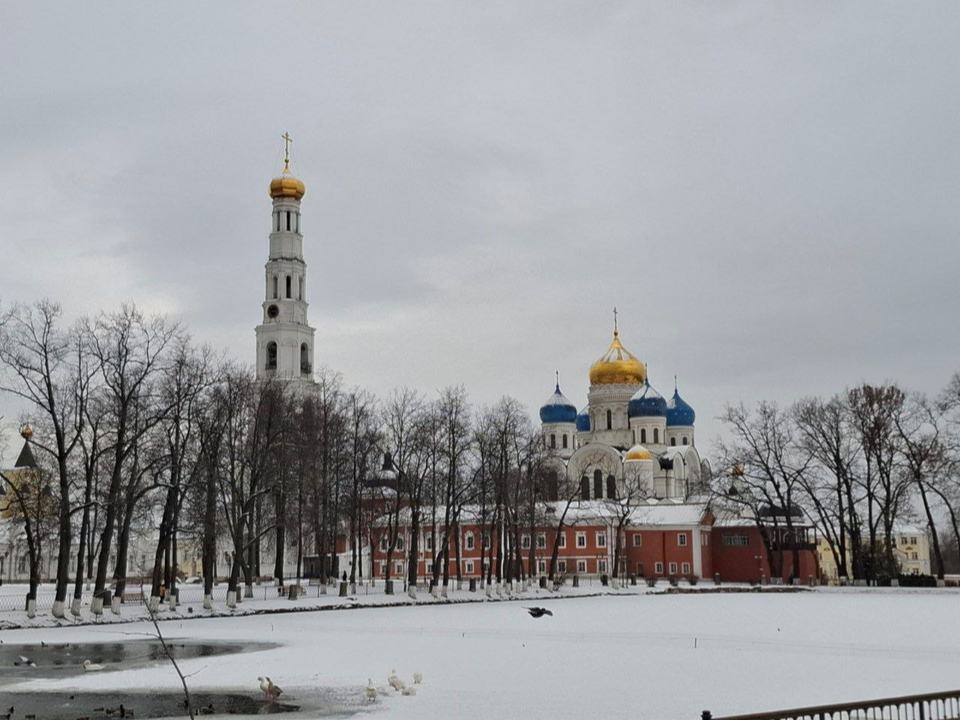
576;532;586;549
678;532;688;546
596;531;607;548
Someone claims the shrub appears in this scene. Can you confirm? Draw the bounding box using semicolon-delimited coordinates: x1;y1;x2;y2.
896;573;937;588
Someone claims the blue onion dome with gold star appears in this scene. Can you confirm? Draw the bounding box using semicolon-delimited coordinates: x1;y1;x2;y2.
666;384;696;426
540;384;577;424
628;380;668;418
576;406;591;432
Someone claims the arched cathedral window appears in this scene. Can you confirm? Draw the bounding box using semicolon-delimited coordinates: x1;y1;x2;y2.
606;475;617;499
671;437;676;446
606;409;612;430
683;436;688;445
640;428;647;444
550;434;556;449
562;434;568;449
593;469;603;499
580;477;590;501
654;428;659;444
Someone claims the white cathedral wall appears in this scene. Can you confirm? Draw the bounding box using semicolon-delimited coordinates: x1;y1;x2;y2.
665;425;695;448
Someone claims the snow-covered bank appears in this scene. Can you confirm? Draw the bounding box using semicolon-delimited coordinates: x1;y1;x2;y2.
1;590;958;719
0;580;796;630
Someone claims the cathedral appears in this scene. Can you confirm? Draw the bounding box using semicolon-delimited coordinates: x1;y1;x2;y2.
540;324;705;503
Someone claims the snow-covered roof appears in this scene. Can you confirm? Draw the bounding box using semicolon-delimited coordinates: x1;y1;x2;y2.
373;500;710;529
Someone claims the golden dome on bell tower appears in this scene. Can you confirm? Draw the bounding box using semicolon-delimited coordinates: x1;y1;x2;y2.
269;132;306;201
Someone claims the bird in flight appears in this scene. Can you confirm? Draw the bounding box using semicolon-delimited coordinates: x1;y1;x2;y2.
525;607;553;618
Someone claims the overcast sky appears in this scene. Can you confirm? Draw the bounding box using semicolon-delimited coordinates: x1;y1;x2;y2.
2;1;959;462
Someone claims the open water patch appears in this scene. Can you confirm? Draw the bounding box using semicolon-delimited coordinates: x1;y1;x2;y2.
0;691;301;720
0;641;274;680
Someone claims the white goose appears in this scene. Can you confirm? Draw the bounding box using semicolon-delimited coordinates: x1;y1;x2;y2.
82;660;104;672
365;679;378;702
258;676;282;702
388;669;406;692
413;672;423;684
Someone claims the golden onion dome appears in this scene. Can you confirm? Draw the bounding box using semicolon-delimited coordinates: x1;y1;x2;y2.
269;166;306;201
624;443;653;461
589;330;646;386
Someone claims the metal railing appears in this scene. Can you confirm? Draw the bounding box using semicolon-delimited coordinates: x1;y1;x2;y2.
702;689;960;720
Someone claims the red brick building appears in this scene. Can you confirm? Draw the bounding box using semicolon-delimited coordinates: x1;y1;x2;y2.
366;500;818;585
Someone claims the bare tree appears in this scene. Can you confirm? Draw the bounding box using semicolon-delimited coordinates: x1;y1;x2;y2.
715;402;813;582
847;384;910;578
84;305;180;614
0;300;95;617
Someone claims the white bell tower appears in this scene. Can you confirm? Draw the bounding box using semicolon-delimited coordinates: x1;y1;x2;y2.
255;133;316;383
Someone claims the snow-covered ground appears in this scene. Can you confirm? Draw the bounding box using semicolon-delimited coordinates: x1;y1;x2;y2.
2;588;959;719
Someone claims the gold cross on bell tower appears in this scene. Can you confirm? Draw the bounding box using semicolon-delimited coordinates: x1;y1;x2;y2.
613;306;619;336
281;132;293;171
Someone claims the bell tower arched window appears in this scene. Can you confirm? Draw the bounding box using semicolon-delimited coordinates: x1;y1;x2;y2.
266;342;277;370
286;275;292;298
272;276;278;299
299;276;304;300
300;343;310;374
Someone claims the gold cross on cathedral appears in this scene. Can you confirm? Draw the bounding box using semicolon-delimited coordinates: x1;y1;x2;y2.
281;132;293;171
613;306;619;335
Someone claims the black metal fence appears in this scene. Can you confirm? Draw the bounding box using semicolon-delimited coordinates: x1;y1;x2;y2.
702;689;960;720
